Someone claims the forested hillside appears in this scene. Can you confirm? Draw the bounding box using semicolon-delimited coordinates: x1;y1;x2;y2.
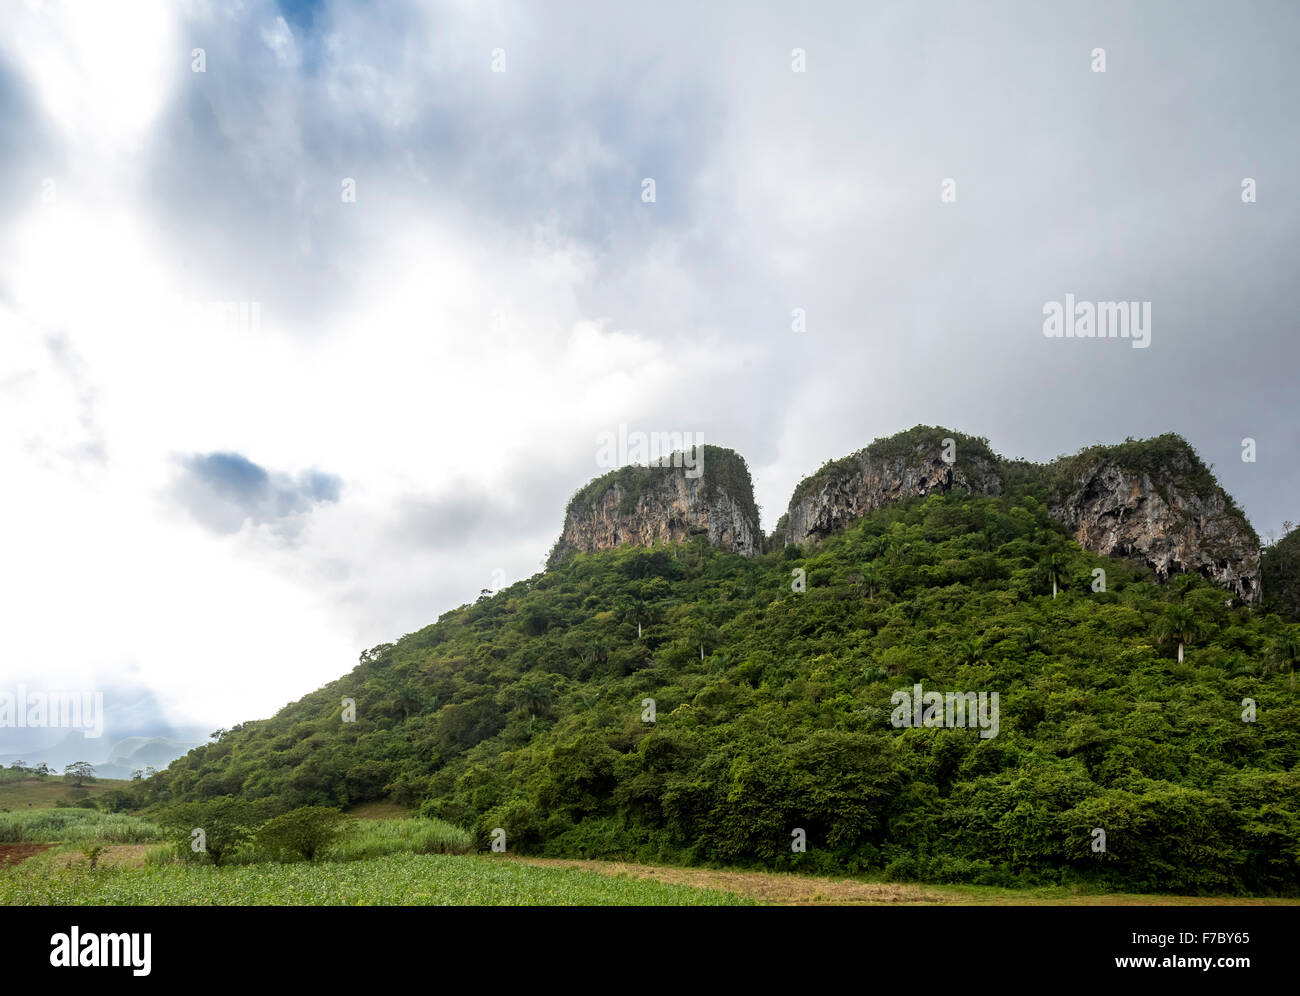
151;491;1300;894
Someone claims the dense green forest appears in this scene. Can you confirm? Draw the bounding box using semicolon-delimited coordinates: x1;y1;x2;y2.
148;486;1300;895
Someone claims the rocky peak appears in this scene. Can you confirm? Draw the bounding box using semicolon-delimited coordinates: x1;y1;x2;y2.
784;427;1004;546
548;445;761;566
782;427;1261;603
1044;435;1261;602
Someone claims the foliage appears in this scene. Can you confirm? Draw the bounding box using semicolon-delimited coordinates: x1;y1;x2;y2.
63;762;95;787
156;796;268;867
1263;526;1300;622
254;806;354;862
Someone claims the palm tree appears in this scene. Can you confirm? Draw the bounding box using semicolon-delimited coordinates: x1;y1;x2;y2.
958;637;984;666
1020;626;1044;652
1153;604;1208;664
517;678;552;717
859;564;879;601
619;597;652;639
1266;627;1300;689
1038;552;1065;599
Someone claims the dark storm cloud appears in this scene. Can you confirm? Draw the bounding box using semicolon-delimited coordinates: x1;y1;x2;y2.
172;451;342;535
137;0;727;334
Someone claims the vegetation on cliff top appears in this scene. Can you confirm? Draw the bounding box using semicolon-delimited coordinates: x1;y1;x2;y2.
788;426;999;509
551;445;760;566
1042;433;1257;544
786;427;1257;556
1263;525;1300;622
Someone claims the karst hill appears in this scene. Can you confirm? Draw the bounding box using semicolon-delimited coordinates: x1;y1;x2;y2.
149;424;1300;895
552;426;1262;603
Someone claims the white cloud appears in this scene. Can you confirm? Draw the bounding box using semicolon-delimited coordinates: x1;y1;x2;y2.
1;0;1295;735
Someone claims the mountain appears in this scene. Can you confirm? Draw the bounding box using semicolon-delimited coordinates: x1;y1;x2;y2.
0;734;200;780
781;427;1004;545
146;428;1300;895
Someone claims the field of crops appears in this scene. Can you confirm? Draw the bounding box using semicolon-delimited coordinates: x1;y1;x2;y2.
0;852;755;905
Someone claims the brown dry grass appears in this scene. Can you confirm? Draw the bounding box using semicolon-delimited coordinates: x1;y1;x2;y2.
509;857;1300;906
509;857;944;905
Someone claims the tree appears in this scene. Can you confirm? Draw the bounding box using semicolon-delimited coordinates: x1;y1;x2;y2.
255;806;353;862
1038;552;1065;599
158;796;265;867
958;637;984;665
1153;604;1208;664
1266;627;1300;689
63;761;95;787
857;565;879;601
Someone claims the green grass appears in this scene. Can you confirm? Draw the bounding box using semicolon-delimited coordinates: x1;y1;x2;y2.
321;816;474;860
344;800;412;820
0;809;161;844
0;777;130;811
0;853;755;905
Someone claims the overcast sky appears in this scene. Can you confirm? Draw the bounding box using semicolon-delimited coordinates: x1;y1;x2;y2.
1;0;1297;736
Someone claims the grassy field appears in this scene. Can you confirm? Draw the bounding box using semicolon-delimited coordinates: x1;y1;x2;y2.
0;809;161;844
0;852;755;905
2;800;1296;906
0;776;131;811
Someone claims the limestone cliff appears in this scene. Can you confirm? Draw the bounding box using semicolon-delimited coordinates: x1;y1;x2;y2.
1044;435;1261;602
784;427;1004;545
782;427;1261;603
548;445;761;565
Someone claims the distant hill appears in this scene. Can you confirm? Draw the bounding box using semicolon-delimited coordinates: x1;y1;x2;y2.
0;734;199;781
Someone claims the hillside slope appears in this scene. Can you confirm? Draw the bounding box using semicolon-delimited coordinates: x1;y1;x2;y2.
153;491;1300;894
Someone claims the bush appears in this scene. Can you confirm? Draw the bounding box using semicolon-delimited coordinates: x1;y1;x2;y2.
156;796;268;867
256;806;354;862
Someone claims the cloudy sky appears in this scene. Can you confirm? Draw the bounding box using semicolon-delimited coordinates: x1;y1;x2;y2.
1;0;1296;740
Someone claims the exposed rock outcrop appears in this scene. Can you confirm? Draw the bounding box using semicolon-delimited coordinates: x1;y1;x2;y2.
548;445;761;565
782;427;1261;603
1045;436;1261;602
548;426;1262;604
784;427;1004;545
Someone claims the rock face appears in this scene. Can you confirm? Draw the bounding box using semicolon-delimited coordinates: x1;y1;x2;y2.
548;426;1263;604
1046;440;1261;602
782;427;1262;604
784;427;1004;545
549;446;761;565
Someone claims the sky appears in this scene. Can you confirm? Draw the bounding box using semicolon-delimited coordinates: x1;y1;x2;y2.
1;0;1297;745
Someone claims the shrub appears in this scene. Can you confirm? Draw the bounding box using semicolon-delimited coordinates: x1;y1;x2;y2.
256;807;354;862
